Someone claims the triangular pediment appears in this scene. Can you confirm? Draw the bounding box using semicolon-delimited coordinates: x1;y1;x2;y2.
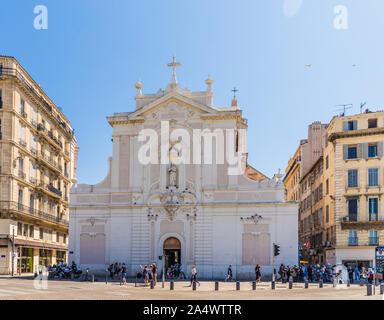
127;91;218;119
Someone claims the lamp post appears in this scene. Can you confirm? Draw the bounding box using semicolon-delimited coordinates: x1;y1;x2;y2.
162;252;165;288
11;226;15;276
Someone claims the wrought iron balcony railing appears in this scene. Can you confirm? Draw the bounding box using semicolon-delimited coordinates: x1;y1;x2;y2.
0;201;68;227
348;237;358;246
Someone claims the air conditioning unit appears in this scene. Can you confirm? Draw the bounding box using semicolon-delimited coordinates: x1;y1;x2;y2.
343;216;349;222
326;241;332;247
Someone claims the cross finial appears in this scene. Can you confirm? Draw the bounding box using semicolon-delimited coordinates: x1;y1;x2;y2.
232;87;239;98
167;55;182;85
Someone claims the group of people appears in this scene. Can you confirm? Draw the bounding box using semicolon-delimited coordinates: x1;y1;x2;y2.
277;263;380;284
347;266;377;284
166;263;186;279
225;264;262;283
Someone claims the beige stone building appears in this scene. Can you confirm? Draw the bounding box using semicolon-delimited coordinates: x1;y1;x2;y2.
323;111;384;271
0;56;77;274
284;122;327;201
299;156;325;264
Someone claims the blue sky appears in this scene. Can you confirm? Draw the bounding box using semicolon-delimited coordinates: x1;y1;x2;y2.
1;0;384;183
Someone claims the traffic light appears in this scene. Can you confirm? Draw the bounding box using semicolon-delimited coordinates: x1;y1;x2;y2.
274;244;280;257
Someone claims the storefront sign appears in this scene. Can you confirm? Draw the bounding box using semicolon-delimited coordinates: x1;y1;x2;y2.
376;247;384;260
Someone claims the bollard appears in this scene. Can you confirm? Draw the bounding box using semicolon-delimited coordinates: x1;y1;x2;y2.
367;284;372;296
91;274;95;283
333;278;337;288
119;273;122;286
319;279;323;288
380;284;384;295
360;278;364;286
347;279;350;287
375;278;379;286
150;280;154;289
252;281;256;290
236;281;240;290
71;272;74;280
271;281;275;290
289;280;293;289
192;281;196;291
215;281;219;291
170;281;174;290
305;280;308;289
105;270;108;284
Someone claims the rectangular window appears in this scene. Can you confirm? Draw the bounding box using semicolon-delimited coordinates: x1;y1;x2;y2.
17;222;23;236
348;147;357;159
368;168;379;187
368;118;378;129
23;224;28;237
29;225;34;238
369;198;378;221
348;169;358;188
326;205;329;223
348;198;358;221
349;230;358;246
39;228;44;240
20;99;25;115
326;156;329;169
0;89;2;108
369;230;378;245
326;179;329;194
368;144;377;158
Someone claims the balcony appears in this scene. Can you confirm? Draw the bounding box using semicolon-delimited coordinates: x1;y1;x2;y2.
29;176;36;184
341;215;384;230
47;184;62;197
0;201;69;227
348;237;358;246
30;146;37;155
31;119;37;128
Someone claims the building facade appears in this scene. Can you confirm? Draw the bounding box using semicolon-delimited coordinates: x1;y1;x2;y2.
299;156;326;264
284;122;327;201
0;56;77;274
69;60;298;279
323;111;384;272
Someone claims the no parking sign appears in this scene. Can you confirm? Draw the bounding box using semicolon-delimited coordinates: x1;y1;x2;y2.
376;247;384;260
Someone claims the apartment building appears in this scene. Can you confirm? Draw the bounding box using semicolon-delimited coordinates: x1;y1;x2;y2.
0;56;76;274
323;111;384;272
284;122;327;201
298;156;328;264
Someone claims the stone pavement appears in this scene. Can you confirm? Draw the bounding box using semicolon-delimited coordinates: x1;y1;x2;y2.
0;277;382;300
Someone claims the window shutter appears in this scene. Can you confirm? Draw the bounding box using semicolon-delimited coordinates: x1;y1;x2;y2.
353;120;358;130
343;145;348;160
357;144;363;159
378;141;383;158
363;143;368;159
343;121;348;131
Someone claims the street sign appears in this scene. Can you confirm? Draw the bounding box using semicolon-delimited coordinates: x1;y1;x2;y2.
158;256;162;260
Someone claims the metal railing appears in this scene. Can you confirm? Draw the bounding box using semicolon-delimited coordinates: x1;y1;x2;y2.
369;237;379;245
37;181;62;197
0;201;68;226
18;170;25;179
19;138;26;148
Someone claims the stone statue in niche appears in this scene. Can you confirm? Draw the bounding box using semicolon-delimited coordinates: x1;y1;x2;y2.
168;163;178;187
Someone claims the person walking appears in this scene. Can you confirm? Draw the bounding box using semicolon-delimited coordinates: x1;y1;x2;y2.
308;265;313;283
152;263;158;285
255;264;262;283
179;264;186;280
225;265;233;282
189;266;200;287
121;263;127;285
348;267;354;284
354;266;360;281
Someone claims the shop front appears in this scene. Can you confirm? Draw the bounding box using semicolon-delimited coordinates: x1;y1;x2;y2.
56;250;66;264
39;249;52;267
20;248;34;273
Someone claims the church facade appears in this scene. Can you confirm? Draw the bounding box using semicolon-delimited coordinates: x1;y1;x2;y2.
69;59;298;279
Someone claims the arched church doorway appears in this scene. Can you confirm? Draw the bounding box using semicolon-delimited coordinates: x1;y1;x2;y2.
163;237;181;270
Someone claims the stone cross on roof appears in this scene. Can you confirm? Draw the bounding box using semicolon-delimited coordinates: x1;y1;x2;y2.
167;55;181;85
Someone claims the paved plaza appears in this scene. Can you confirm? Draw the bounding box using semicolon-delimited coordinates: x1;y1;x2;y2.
0;276;382;300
